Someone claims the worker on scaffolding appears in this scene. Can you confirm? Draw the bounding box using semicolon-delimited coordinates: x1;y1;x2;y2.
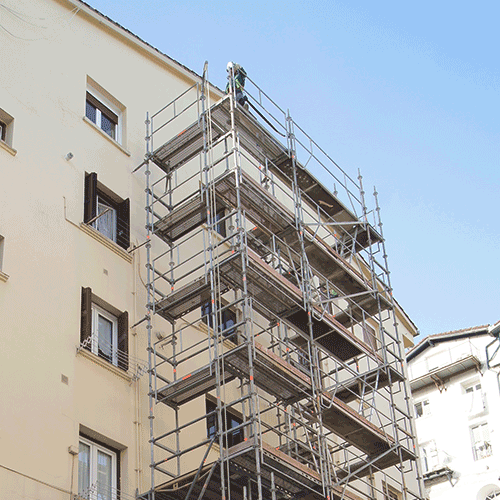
226;62;248;109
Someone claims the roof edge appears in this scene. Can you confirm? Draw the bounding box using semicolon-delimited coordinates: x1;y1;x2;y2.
59;0;224;95
406;324;490;362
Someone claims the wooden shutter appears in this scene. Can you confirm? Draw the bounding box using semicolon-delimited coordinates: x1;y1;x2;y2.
117;311;129;371
80;287;92;348
84;173;97;223
116;198;130;250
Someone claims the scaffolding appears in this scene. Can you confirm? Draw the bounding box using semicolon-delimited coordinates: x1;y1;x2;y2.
138;64;424;500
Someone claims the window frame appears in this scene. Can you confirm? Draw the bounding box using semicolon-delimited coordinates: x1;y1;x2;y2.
471;422;493;461
95;193;118;242
84;172;130;250
211;210;227;237
414;399;431;419
0;107;15;150
464;380;486;415
85;90;121;144
91;303;119;366
201;300;237;342
382;482;401;500
0;120;6;142
0;234;4;271
78;436;118;500
419;440;439;474
362;323;378;351
81;287;129;371
206;398;244;449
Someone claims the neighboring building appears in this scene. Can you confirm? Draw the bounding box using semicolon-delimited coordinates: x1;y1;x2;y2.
0;1;424;500
407;323;500;500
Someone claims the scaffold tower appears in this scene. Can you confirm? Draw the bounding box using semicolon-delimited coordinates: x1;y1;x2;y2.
138;63;424;500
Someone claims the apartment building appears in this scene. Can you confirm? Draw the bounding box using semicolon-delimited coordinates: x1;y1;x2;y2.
0;1;424;500
407;323;500;500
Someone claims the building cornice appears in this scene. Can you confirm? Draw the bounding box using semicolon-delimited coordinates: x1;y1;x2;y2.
55;0;224;97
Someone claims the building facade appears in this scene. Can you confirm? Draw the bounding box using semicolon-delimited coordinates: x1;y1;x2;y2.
407;323;500;500
1;1;423;500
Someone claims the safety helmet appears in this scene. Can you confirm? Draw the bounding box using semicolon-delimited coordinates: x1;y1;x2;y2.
226;61;234;72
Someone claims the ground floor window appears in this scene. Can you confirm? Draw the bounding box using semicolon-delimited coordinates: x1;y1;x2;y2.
78;437;117;500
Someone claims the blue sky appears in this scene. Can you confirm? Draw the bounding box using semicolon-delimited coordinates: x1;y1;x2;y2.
87;0;499;338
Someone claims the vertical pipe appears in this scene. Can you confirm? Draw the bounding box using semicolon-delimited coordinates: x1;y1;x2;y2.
145;111;155;500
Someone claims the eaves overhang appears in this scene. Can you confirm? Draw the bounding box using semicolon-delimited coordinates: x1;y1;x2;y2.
58;0;224;96
409;354;481;392
406;325;490;363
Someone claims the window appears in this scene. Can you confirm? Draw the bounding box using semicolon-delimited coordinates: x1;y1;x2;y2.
84;173;130;250
465;382;486;415
0;107;14;148
382;482;401;500
80;287;129;370
92;304;118;365
362;323;378;351
212;210;226;237
414;399;431;419
297;348;311;372
206;399;244;448
201;301;237;342
471;422;492;460
419;440;439;474
86;92;118;140
0;234;4;271
78;437;117;500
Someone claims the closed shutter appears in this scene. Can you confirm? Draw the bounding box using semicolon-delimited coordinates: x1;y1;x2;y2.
116;198;130;250
81;287;92;348
84;173;98;223
117;311;129;371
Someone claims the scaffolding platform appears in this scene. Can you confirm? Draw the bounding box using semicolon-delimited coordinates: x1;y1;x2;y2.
225;342;313;404
287;307;378;362
317;392;415;464
248;225;391;328
155;277;229;323
152;436;363;500
155;249;377;362
151;98;380;252
157;361;236;407
220;249;377;362
330;365;405;404
152;168;388;329
156;342;313;407
336;445;416;481
154;191;226;244
271;153;381;252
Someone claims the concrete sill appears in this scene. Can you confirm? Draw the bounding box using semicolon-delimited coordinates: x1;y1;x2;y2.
83;116;131;156
0;140;17;156
0;270;9;282
77;348;133;382
80;223;132;263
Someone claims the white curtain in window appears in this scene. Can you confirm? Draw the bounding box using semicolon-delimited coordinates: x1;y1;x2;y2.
78;442;91;496
472;423;491;459
467;384;484;414
96;200;116;241
97;314;113;361
97;450;113;500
